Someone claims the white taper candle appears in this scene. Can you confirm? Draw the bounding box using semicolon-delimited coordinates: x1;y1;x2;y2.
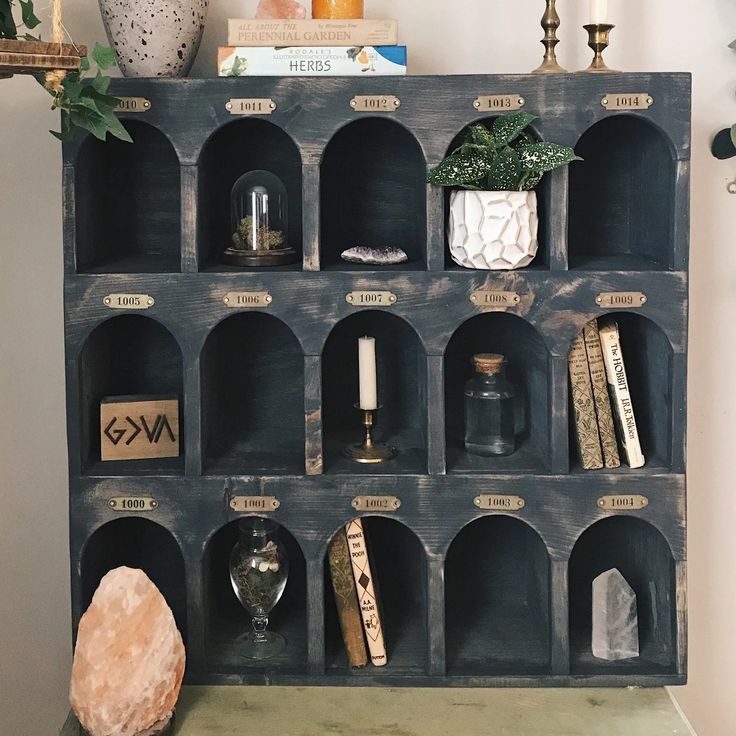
590;0;608;23
358;336;378;410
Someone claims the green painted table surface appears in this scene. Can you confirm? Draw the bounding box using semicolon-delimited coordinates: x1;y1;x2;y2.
60;686;691;736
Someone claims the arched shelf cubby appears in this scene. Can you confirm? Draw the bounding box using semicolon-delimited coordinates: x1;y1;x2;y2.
201;313;305;475
74;121;181;274
568;516;677;675
568;116;676;271
203;519;307;674
78;315;183;476
444;313;552;473
197;119;303;271
568;313;676;473
445;516;551;675
322;311;428;474
80;518;187;643
323;517;428;676
320;118;427;271
441;118;551;271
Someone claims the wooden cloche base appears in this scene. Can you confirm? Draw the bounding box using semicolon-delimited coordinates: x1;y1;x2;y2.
222;246;298;267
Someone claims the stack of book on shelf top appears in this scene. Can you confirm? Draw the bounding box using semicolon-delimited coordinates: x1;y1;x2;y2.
569;319;645;471
218;18;406;77
328;518;387;669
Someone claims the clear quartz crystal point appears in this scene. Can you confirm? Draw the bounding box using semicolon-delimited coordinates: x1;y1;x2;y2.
591;568;640;661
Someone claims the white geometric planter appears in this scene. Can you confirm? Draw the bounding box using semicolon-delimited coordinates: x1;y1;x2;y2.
448;190;539;270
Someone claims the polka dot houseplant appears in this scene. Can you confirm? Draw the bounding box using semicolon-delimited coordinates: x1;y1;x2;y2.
428;112;580;270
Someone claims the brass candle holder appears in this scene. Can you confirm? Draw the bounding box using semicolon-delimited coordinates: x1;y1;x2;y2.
582;23;619;73
533;0;567;74
343;405;397;464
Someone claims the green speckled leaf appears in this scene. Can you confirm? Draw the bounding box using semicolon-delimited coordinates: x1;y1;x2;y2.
518;142;581;173
469;123;495;148
491;112;538;147
428;153;492;187
486;147;522;191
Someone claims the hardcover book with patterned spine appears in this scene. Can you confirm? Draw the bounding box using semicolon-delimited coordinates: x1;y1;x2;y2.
569;331;604;470
598;320;645;469
328;529;368;668
227;19;399;47
345;518;387;667
583;320;621;469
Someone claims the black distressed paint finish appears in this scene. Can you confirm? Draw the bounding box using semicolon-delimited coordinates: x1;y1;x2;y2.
62;74;690;687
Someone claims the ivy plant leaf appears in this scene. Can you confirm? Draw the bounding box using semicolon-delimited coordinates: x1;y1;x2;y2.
0;0;18;39
91;69;111;94
730;123;736;150
81;84;118;112
427;153;492;188
79;55;91;73
19;0;40;29
92;42;117;70
491;112;537;148
69;105;109;140
101;110;133;142
518;142;581;173
485;146;522;191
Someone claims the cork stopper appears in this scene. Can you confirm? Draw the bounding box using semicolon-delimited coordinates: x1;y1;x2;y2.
472;353;506;374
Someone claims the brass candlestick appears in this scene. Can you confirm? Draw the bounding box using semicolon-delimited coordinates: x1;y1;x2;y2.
533;0;567;74
343;405;397;464
583;23;619;73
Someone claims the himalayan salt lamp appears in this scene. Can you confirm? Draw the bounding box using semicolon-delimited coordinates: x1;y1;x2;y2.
70;567;185;736
255;0;307;18
312;0;364;19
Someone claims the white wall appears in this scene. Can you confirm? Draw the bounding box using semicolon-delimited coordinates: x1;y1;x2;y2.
1;0;734;733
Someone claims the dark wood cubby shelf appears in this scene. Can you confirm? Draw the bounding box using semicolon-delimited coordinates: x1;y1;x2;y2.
63;74;690;687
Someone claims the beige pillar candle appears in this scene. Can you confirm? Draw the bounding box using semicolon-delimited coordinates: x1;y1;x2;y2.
590;0;608;23
358;336;378;410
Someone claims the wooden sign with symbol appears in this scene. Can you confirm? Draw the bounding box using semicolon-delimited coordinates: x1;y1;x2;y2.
100;395;179;461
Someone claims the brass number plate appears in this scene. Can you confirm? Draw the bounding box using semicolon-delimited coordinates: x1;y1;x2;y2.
103;293;155;310
598;495;649;511
115;97;151;113
223;291;273;308
601;93;653;110
109;496;158;512
474;494;526;511
474;94;525;111
470;290;521;308
346;291;397;307
226;98;277;115
350;95;401;112
230;496;281;512
596;291;647;308
352;496;401;512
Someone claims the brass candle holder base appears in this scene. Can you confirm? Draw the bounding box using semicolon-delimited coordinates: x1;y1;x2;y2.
582;23;619;73
532;0;567;74
343;406;397;464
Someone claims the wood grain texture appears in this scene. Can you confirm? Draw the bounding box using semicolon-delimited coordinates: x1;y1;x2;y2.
60;686;693;735
61;74;690;688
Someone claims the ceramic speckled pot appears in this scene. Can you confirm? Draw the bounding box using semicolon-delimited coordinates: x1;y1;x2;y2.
448;190;539;270
99;0;208;77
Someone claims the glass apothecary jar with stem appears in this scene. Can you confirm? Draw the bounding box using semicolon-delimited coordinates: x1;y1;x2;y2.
223;170;298;267
229;516;290;660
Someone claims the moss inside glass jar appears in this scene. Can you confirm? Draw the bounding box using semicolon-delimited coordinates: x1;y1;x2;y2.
223;170;298;267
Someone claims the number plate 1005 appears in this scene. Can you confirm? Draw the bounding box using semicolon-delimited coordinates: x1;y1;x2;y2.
104;293;155;309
